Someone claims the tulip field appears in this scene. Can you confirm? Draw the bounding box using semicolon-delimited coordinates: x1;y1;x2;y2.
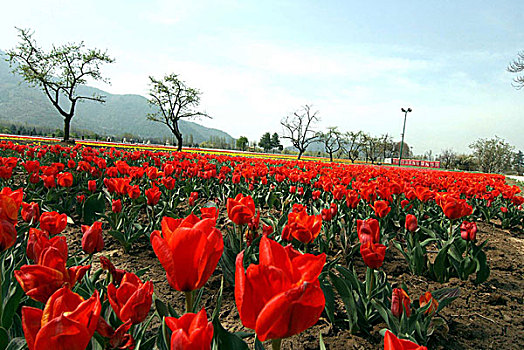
0;139;523;350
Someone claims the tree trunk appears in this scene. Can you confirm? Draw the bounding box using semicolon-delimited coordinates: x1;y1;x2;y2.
329;152;333;162
297;149;304;160
63;117;71;141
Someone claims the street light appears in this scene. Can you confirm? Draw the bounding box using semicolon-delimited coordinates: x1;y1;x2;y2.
399;107;412;166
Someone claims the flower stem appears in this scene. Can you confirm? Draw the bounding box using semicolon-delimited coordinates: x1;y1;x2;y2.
184;290;194;313
366;267;374;300
271;338;282;350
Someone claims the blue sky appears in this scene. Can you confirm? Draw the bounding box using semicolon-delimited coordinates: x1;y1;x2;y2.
1;0;523;154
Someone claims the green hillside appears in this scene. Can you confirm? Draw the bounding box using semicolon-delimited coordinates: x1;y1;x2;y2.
0;52;234;144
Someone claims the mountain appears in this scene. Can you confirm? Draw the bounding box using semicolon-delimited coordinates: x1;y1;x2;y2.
0;51;234;144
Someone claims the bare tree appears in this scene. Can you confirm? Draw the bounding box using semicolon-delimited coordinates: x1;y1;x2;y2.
380;133;395;161
147;74;210;152
507;51;524;89
438;149;457;169
362;133;381;164
281;104;319;160
341;131;363;163
317;127;342;162
6;28;114;141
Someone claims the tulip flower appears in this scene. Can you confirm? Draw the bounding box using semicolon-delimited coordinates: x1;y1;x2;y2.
391;288;411;318
357;218;380;244
200;206;218;222
235;236;326;342
0;190;21;225
88;180;97;192
440;197;473;220
39;211;67;235
165;308;213;350
384;330;427;350
145;185;161;206
26;228;67;262
405;214;418;232
108;272;153;324
360;242;386;269
281;209;322;244
15;243;90;303
0;219;17;252
460;221;477;241
21;287;101;350
162;176;176;190
100;256;125;285
112;199;123;213
127;185;140;199
21;202;40;223
56;172;73;187
189;191;199;207
419;292;438;316
226;193;255;225
81;221;104;254
371;200;391;218
150;214;223;292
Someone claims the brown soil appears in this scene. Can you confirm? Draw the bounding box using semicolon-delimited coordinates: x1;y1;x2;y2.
65;214;524;350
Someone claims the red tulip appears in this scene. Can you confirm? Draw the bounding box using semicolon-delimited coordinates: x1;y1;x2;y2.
41;174;56;188
200;206;218;222
0;191;20;225
405;214;418;232
165;308;213;350
162;176;176;190
88;180;97;192
39;211;67;235
419;292;438;315
371;200;391;218
56;172;74;187
100;256;125;285
112;199;123;213
128;185;140;199
460;221;477;241
26;228;67;262
391;288;411;318
21;202;40;223
226;193;255;225
0;219;17;252
384;330;427;350
357;219;380;244
145;186;161;206
360;242;386;269
150;214;223;291
440;197;472;220
108;272;153;324
281;210;322;244
235;236;326;341
500;206;508;213
81;221;104;254
22;287;101;350
189;191;198;207
15;243;90;303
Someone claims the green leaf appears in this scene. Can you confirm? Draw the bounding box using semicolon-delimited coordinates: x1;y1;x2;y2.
474;250;490;284
319;332;327;350
1;283;24;330
0;327;8;350
212;317;249;350
433;245;450;282
432;287;460;314
155;298;169;318
5;338;26;350
83;193;106;225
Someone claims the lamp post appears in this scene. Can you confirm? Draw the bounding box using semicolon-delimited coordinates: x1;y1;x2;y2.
399;107;412;166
